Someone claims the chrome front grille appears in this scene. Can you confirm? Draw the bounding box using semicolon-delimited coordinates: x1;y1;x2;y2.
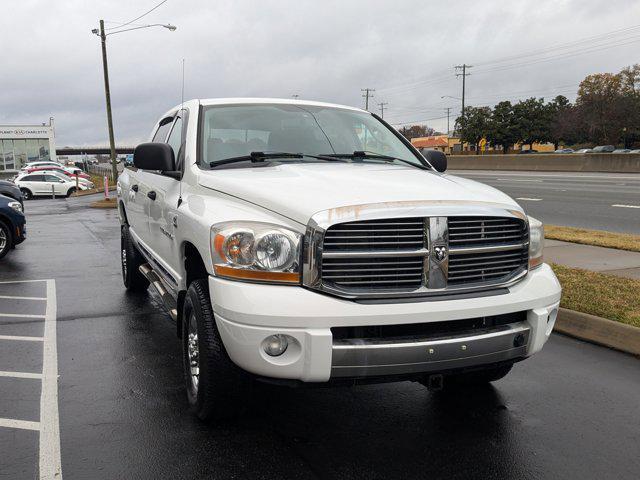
313;213;529;298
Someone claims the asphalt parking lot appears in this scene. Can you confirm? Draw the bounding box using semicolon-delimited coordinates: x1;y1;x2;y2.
1;195;639;479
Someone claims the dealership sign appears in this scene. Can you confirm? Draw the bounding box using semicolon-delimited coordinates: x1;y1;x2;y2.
0;126;53;139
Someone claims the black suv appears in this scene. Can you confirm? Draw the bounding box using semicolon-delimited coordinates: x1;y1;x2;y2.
0;194;26;259
0;180;24;206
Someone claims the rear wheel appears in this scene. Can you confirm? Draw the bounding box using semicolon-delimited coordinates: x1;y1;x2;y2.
120;224;149;292
0;221;12;259
20;189;32;200
182;278;250;422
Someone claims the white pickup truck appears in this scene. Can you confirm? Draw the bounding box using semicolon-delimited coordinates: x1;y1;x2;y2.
117;98;561;421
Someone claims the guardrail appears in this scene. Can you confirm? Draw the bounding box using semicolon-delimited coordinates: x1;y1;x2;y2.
448;153;640;173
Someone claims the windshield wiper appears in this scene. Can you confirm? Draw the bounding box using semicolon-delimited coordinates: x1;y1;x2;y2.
320;151;429;170
209;151;345;168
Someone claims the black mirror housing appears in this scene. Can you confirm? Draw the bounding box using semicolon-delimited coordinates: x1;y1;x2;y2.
133;143;176;172
421;149;447;172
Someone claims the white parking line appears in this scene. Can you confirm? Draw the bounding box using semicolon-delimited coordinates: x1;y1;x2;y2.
0;279;48;284
516;197;543;201
0;295;47;301
0;370;43;379
0;313;46;319
0;335;44;342
496;178;543;182
40;279;62;480
0;418;41;431
612;204;640;209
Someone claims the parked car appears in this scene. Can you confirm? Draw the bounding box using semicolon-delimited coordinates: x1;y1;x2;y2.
629;149;640;154
21;161;64;171
0;194;26;259
591;145;615;153
26;170;94;190
25;166;91;180
117;98;561;421
612;149;631;153
554;148;574;153
575;148;593;153
518;149;538;154
14;173;80;199
0;180;24;206
124;154;134;167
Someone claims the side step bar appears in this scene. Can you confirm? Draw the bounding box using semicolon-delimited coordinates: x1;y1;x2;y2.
139;263;178;321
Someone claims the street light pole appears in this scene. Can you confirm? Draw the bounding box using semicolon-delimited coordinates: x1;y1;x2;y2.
98;20;118;184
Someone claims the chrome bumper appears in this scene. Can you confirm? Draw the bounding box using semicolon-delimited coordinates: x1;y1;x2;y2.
331;322;530;378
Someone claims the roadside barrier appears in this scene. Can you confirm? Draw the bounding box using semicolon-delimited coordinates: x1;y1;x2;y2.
448;153;640;173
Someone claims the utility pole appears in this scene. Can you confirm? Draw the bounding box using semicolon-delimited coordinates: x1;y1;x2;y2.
99;19;118;183
378;102;388;119
361;88;375;111
444;107;452;135
454;64;472;118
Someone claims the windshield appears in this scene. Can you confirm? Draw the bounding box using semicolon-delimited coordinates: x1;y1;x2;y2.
199;104;424;168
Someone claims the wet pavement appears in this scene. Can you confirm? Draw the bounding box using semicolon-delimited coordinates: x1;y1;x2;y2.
1;195;639;479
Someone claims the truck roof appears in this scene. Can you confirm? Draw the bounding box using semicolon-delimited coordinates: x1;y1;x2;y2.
197;97;364;112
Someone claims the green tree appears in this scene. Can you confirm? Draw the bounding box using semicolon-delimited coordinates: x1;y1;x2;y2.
576;72;626;144
513;98;548;150
455;106;492;154
487;101;518;154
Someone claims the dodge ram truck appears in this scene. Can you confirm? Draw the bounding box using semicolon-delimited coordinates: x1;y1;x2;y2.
117;98;561;421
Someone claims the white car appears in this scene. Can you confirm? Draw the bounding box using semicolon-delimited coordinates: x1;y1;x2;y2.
118;98;561;421
34;170;94;189
21;161;64;171
14;172;81;199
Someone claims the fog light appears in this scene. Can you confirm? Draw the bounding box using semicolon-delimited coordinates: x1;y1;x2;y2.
263;334;288;356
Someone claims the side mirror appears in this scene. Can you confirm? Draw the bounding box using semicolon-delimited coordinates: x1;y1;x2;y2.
421;149;447;172
133;143;176;172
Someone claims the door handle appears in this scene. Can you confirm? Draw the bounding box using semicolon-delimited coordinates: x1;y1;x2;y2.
147;191;157;201
131;184;139;192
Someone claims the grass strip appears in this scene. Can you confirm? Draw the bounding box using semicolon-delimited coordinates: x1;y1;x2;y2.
551;263;640;328
546;225;640;253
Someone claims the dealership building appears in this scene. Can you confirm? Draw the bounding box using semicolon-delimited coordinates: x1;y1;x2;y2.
0;120;57;172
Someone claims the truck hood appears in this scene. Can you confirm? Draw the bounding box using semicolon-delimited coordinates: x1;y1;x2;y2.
197;163;522;225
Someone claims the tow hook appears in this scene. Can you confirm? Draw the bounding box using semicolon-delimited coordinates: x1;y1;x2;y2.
426;374;444;391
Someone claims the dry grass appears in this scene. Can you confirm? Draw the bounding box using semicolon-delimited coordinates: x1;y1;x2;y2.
551;263;640;328
546;225;640;253
90;198;117;209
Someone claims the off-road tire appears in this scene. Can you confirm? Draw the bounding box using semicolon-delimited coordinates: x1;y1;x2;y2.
0;221;13;259
182;278;250;422
120;224;149;292
20;189;32;200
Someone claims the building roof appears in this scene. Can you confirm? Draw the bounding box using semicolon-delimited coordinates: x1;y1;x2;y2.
411;136;449;148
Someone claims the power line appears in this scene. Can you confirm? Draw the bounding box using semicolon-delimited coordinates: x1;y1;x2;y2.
389;115;449;126
106;0;170;31
361;88;375;110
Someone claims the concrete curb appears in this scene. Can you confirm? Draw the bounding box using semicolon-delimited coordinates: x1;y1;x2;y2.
554;308;640;356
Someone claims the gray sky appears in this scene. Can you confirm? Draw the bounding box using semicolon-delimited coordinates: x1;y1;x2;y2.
1;0;639;146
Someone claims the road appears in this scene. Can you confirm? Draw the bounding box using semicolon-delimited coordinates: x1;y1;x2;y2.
0;196;639;479
452;170;640;234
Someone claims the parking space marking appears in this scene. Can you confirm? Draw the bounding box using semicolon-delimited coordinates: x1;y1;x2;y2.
612;204;640;209
0;313;46;319
0;335;44;342
516;197;543;201
40;279;62;480
0;370;43;379
0;418;41;431
0;295;47;301
0;279;48;285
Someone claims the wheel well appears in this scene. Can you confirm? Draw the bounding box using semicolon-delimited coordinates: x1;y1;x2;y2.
177;242;209;338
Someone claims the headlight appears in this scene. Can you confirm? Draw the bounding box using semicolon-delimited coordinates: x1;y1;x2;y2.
211;222;302;284
8;201;23;213
528;216;544;269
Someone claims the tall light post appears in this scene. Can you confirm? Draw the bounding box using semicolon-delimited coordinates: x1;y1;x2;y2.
92;20;176;183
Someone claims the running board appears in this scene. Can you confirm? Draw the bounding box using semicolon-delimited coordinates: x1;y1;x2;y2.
139;263;178;321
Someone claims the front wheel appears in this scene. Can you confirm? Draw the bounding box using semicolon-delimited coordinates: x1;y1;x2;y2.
182;278;250;422
0;221;12;259
66;187;76;198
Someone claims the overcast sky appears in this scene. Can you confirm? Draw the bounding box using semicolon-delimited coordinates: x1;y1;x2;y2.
1;0;639;146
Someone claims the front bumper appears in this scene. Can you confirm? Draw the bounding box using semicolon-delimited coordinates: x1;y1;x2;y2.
210;263;561;382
